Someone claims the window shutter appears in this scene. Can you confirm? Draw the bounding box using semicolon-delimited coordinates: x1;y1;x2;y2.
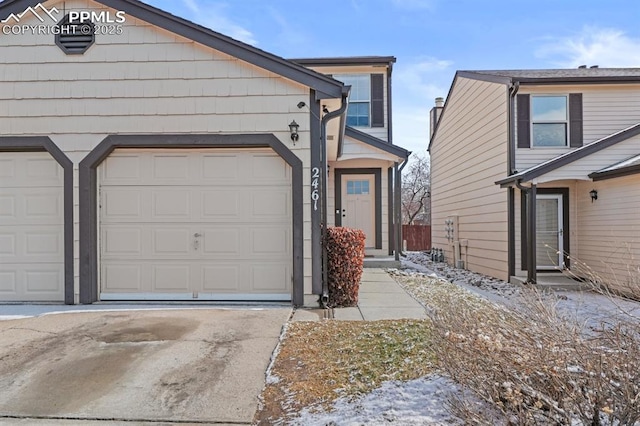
516;94;530;148
370;74;385;128
569;93;583;147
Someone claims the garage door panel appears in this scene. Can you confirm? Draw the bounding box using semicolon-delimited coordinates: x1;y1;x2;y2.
152;228;192;255
201;265;240;291
102;189;143;219
152;264;191;291
152;190;192;219
100;148;291;300
102;227;143;256
251;190;290;218
201;191;240;217
250;155;290;181
101;154;142;182
202;155;240;181
152;154;190;180
0;152;65;301
201;228;240;255
251;264;289;291
251;227;289;255
102;264;142;291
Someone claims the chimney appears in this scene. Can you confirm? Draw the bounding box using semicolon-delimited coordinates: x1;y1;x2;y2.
430;97;445;139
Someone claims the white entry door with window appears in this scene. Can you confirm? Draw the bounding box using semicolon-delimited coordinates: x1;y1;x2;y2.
536;194;564;269
341;175;375;248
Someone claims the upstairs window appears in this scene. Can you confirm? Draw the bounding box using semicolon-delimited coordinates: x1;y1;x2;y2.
517;93;583;149
531;96;568;147
335;74;371;127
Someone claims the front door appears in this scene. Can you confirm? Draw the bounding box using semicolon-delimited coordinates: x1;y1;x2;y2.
342;175;375;248
536;194;564;269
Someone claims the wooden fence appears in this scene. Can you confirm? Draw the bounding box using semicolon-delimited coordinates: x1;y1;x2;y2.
402;225;431;251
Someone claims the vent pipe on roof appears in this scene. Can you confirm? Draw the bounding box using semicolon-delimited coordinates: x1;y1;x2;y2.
578;65;587;69
435;97;444;108
590;65;599;68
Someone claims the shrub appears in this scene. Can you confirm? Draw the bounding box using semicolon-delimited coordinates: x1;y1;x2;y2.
326;227;365;307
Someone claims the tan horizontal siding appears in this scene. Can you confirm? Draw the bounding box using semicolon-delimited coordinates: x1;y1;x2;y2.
516;84;640;171
431;76;509;281
576;177;640;295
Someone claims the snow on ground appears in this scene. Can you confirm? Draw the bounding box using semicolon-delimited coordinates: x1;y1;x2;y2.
291;374;474;426
402;251;640;329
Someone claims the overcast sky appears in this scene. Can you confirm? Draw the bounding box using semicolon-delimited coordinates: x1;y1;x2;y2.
147;0;640;157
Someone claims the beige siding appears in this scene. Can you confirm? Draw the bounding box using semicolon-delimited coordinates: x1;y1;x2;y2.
516;84;640;171
534;135;640;183
576;176;640;295
1;0;314;299
430;77;509;280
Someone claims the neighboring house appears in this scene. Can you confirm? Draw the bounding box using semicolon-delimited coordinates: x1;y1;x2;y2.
0;0;409;306
429;68;640;293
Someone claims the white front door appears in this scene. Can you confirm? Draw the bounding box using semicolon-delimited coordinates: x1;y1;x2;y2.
536;194;564;269
342;175;375;248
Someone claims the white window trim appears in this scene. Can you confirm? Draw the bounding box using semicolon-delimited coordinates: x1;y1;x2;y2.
334;74;371;128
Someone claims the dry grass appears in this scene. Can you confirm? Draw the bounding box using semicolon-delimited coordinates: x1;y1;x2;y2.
395;273;640;425
254;319;436;425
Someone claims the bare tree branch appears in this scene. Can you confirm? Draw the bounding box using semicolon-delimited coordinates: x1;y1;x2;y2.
401;152;430;225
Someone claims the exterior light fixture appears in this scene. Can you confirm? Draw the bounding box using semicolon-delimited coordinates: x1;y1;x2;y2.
590;189;598;202
289;120;300;144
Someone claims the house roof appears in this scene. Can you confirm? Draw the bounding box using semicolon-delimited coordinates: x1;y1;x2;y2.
290;57;397;67
459;68;640;85
0;0;347;99
344;127;410;159
496;123;640;186
589;154;640;181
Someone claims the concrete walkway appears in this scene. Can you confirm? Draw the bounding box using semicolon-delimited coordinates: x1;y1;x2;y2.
293;268;427;321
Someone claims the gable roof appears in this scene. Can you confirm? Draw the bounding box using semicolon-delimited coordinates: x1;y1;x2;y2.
290;56;396;67
459;68;640;85
0;0;347;99
589;154;640;181
344;127;409;159
496;123;640;186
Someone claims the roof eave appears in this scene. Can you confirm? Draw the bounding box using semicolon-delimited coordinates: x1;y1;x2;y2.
344;127;410;159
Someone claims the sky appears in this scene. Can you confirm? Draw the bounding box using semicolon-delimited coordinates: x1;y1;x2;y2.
146;0;640;157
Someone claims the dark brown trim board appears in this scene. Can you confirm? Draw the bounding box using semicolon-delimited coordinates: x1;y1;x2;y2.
309;91;323;295
78;134;304;306
334;168;383;250
0;137;74;304
520;187;570;274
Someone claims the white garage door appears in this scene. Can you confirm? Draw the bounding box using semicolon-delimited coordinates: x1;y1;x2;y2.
99;148;292;301
0;152;65;301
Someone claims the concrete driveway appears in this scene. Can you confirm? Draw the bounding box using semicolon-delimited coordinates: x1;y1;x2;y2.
0;307;291;424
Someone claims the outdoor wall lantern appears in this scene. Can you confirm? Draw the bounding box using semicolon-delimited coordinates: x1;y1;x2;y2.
289;120;300;144
590;189;598;202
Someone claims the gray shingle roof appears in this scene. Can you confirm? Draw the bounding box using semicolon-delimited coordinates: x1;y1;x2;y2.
462;68;640;82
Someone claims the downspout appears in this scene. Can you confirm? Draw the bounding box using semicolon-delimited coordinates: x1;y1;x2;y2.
394;157;409;261
320;91;349;307
507;81;519;278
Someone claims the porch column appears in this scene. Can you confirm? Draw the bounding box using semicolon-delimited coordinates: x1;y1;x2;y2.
526;184;537;283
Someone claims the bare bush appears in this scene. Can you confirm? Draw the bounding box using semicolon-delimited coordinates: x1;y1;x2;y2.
428;284;640;425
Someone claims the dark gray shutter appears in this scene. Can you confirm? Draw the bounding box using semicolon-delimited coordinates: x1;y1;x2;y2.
516;94;530;148
371;74;385;128
569;93;583;147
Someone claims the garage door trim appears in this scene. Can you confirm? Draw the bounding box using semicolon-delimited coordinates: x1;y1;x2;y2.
0;137;74;304
79;134;303;306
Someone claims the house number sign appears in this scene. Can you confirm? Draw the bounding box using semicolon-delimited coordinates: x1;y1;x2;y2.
311;167;320;211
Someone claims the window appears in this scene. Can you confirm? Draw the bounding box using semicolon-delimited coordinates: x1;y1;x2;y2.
531;96;568;147
334;74;371;127
346;180;370;195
